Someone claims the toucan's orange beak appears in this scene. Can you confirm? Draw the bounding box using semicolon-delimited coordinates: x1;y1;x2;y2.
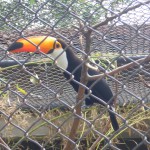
7;36;57;54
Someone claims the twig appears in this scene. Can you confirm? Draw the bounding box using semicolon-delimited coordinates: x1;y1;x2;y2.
86;62;99;71
139;75;150;88
63;26;92;150
93;0;150;29
89;70;119;150
89;120;111;150
0;137;11;150
64;1;150;149
87;55;150;80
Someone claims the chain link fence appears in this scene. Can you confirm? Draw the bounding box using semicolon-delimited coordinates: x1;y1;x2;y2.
0;0;150;149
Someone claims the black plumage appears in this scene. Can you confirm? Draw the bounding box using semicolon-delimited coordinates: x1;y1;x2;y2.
57;39;119;131
7;36;119;131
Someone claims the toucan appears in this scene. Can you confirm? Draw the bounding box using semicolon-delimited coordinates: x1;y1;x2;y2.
7;36;119;131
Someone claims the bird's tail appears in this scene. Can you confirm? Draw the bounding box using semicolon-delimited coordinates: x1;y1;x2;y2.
108;106;119;131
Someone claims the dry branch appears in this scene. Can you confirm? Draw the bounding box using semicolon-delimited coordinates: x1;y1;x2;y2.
89;120;111;150
93;0;150;29
63;1;150;149
139;75;150;88
64;28;91;150
87;55;150;80
0;137;11;150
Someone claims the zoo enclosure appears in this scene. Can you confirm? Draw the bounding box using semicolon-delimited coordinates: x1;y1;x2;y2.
0;0;150;150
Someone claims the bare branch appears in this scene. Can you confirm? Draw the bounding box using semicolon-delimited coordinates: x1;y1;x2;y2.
79;34;84;51
64;66;89;150
0;137;11;150
86;62;99;71
88;55;150;80
72;25;80;30
139;75;150;88
93;0;150;29
89;119;111;150
64;24;92;150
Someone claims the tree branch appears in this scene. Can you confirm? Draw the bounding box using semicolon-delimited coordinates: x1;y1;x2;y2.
89;119;110;150
93;0;150;29
139;75;150;88
64;1;150;149
0;137;11;150
64;28;92;150
87;55;150;80
86;62;99;71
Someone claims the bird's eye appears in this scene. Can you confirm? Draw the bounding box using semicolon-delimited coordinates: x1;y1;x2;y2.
55;43;60;48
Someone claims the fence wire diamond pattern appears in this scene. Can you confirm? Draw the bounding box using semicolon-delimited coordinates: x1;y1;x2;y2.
0;0;150;150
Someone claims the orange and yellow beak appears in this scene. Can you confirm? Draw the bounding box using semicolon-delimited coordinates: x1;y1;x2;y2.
7;36;59;54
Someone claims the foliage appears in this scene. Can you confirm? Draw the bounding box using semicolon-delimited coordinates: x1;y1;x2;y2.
0;96;149;149
0;0;131;30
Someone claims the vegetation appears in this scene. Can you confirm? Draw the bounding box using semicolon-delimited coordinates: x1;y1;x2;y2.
0;0;149;149
0;95;149;149
0;0;131;30
0;56;149;149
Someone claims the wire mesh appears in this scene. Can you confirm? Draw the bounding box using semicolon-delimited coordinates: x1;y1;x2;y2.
0;0;150;149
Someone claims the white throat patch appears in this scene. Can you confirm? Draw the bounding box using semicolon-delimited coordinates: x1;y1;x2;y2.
49;48;68;70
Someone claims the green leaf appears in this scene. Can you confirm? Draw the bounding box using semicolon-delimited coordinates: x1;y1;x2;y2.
16;84;27;95
29;0;35;5
30;73;40;85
